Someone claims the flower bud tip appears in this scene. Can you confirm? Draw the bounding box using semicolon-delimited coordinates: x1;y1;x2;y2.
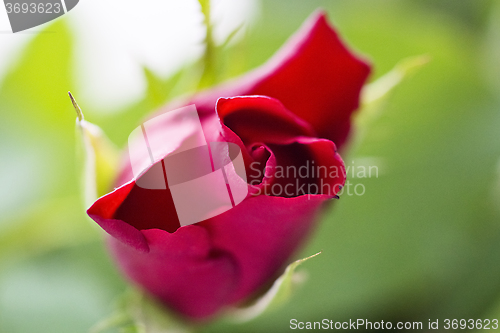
68;91;84;121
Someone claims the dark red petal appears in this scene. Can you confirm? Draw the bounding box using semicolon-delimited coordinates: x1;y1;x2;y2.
266;137;346;197
216;96;315;145
106;193;332;319
113;183;181;233
191;10;371;148
87;181;150;252
198;194;329;304
90;179;335;319
109;225;238;318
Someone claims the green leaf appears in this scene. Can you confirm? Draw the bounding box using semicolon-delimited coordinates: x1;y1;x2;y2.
0;20;101;260
143;66;168;108
89;312;136;333
217;23;245;51
70;92;120;208
227;252;322;323
348;55;430;154
358;54;431;128
143;66;187;109
0;19;76;201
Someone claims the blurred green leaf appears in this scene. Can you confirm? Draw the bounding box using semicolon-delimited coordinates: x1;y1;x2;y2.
351;55;430;151
493;158;500;212
143;66;186;109
482;0;500;99
0;197;98;261
359;55;430;128
0;242;127;333
197;0;217;89
0;20;100;261
143;67;169;109
89;312;136;333
227;252;321;323
217;24;245;51
0;19;76;201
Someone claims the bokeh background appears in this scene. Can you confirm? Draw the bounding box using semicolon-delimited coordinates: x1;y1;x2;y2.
1;0;500;332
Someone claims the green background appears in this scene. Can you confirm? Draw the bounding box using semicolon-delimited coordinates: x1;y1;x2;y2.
1;0;500;332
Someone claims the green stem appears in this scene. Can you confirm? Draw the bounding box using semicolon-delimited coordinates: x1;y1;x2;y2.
198;0;217;89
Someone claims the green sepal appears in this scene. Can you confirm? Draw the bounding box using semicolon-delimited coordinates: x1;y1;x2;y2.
226;252;322;323
358;55;431;128
71;93;120;208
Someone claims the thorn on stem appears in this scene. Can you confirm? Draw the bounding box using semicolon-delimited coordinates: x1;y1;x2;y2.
68;91;84;121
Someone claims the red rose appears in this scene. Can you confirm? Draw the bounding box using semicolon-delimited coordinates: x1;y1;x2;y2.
87;10;370;319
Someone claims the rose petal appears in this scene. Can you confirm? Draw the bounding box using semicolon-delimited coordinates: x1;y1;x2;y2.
266;137;345;197
216;96;315;145
107;193;332;319
197;194;330;304
87;181;150;252
191;10;371;148
109;225;238;318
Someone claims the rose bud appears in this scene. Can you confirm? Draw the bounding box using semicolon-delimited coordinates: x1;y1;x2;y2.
87;10;370;319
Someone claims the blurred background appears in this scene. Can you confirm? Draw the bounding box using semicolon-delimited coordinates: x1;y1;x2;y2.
1;0;500;332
